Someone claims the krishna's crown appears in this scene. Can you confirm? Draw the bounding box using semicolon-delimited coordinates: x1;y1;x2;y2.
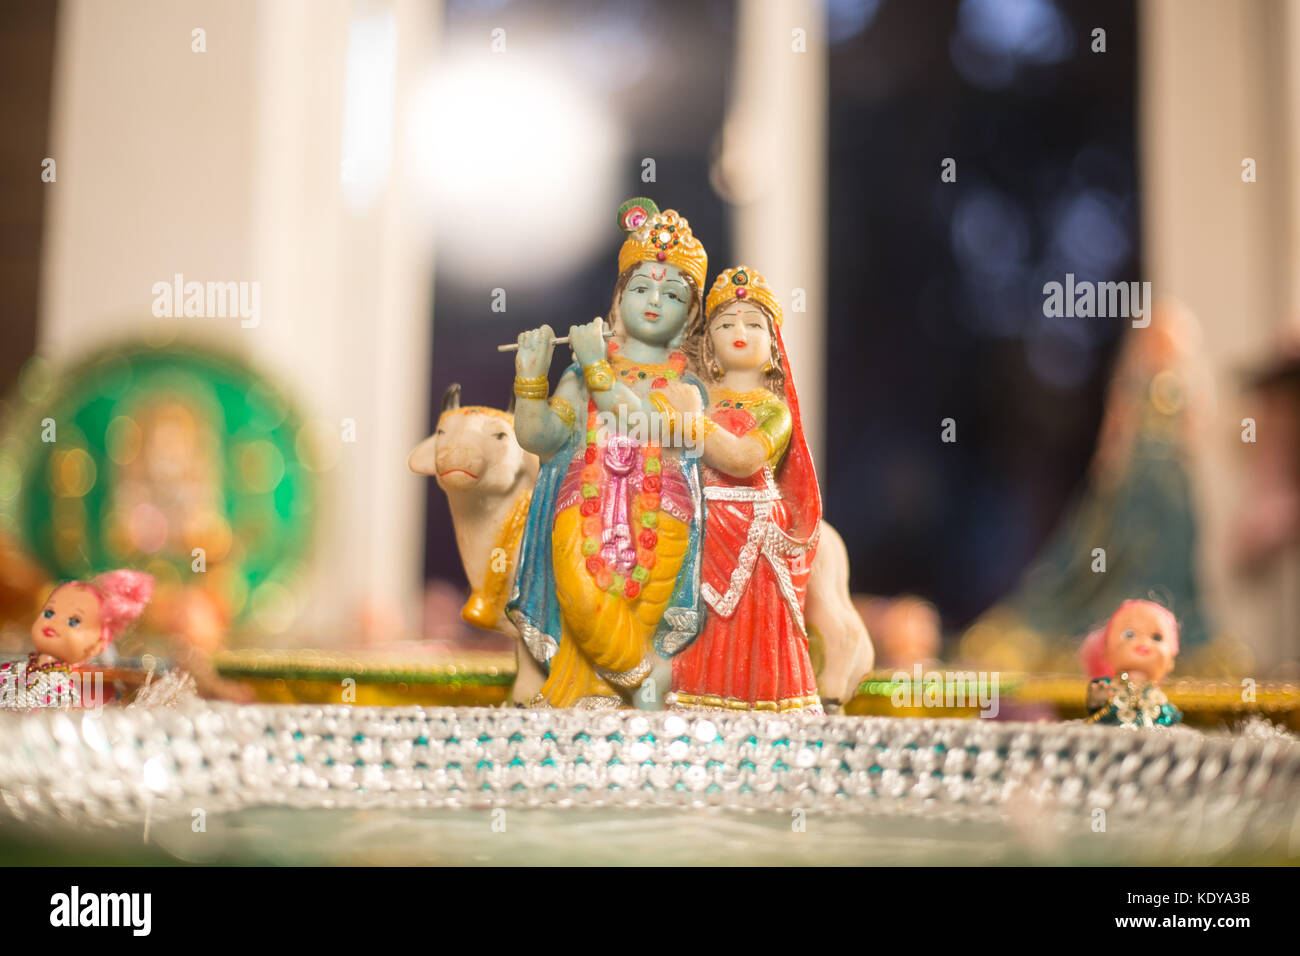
706;266;783;327
616;198;708;291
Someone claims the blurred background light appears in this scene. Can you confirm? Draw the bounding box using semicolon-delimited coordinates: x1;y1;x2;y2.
1049;188;1133;277
51;448;96;498
340;5;397;214
950;185;1032;283
407;48;624;286
950;0;1073;90
1023;316;1099;390
827;0;883;45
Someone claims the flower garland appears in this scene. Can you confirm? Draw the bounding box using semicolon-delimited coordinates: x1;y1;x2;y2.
606;339;688;387
579;342;686;600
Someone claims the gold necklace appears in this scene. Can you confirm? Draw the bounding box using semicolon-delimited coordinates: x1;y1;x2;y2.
711;386;775;409
608;350;687;388
610;352;675;373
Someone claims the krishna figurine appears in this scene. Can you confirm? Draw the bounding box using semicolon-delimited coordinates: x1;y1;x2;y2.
506;199;708;708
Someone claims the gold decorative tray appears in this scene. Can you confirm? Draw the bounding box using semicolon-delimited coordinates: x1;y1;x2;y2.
845;671;1300;730
214;647;516;707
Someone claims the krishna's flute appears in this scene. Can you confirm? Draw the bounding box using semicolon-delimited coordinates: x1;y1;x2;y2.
496;323;616;352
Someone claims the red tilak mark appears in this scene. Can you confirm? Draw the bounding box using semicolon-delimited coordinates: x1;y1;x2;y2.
651;267;666;281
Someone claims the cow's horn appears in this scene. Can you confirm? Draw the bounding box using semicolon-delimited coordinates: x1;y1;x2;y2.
441;383;462;413
506;391;517;416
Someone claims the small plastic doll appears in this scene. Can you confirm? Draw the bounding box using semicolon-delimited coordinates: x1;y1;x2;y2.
1081;599;1182;727
0;570;154;709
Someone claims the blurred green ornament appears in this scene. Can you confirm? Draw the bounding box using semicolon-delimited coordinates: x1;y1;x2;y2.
0;342;315;624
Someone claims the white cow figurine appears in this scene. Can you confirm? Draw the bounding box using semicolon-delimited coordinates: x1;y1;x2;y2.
410;384;873;706
408;385;545;703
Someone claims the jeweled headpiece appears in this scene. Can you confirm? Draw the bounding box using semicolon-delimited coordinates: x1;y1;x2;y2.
706;265;783;326
616;197;708;291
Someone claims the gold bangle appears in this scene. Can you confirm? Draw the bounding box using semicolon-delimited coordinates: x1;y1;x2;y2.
649;392;680;436
749;428;776;460
584;360;615;393
513;375;549;400
689;414;718;444
547;396;577;428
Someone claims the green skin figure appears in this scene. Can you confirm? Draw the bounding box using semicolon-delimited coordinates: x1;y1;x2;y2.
512;262;699;458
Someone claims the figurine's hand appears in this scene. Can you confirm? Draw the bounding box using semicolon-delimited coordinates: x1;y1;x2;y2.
569;317;608;369
659;380;703;416
515;325;556;380
1085;679;1116;711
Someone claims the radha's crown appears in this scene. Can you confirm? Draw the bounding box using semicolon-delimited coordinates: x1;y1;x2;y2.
706;266;783;326
616;198;708;291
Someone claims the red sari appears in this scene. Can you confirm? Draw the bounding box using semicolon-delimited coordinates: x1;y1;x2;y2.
670;329;824;713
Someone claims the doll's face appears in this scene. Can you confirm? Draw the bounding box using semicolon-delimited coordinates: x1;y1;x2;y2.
709;303;771;373
1104;603;1176;683
31;585;104;664
617;264;693;346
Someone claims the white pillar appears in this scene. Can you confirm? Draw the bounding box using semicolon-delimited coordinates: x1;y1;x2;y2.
40;0;440;641
1140;0;1300;667
721;0;828;470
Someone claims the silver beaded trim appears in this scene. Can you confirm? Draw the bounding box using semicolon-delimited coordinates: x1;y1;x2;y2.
507;607;558;664
596;655;654;689
573;695;623;711
0;704;1296;835
657;607;701;657
702;485;782;502
699;494;812;635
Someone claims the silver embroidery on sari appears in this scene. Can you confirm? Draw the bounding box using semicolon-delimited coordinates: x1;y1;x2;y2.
700;469;815;634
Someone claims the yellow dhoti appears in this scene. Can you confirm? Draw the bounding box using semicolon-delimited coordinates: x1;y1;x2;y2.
539;505;690;708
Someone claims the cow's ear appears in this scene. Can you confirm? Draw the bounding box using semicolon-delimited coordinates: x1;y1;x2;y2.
506;392;516;416
441;383;462;413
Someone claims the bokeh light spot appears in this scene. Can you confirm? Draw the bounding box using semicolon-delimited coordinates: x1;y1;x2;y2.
0;454;20;501
127;503;169;554
295;419;342;473
106;416;143;466
251;581;297;634
50;448;97;498
18;356;53;404
237;441;286;494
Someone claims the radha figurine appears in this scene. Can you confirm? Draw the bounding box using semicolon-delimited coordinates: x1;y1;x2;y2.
506;199;708;708
667;266;824;714
1082;599;1183;727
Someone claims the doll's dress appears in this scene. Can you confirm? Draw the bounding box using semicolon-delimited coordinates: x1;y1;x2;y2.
669;392;822;713
1086;675;1181;727
0;653;80;709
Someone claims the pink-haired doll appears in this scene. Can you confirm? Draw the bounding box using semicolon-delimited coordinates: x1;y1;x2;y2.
1081;599;1182;727
0;570;154;709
